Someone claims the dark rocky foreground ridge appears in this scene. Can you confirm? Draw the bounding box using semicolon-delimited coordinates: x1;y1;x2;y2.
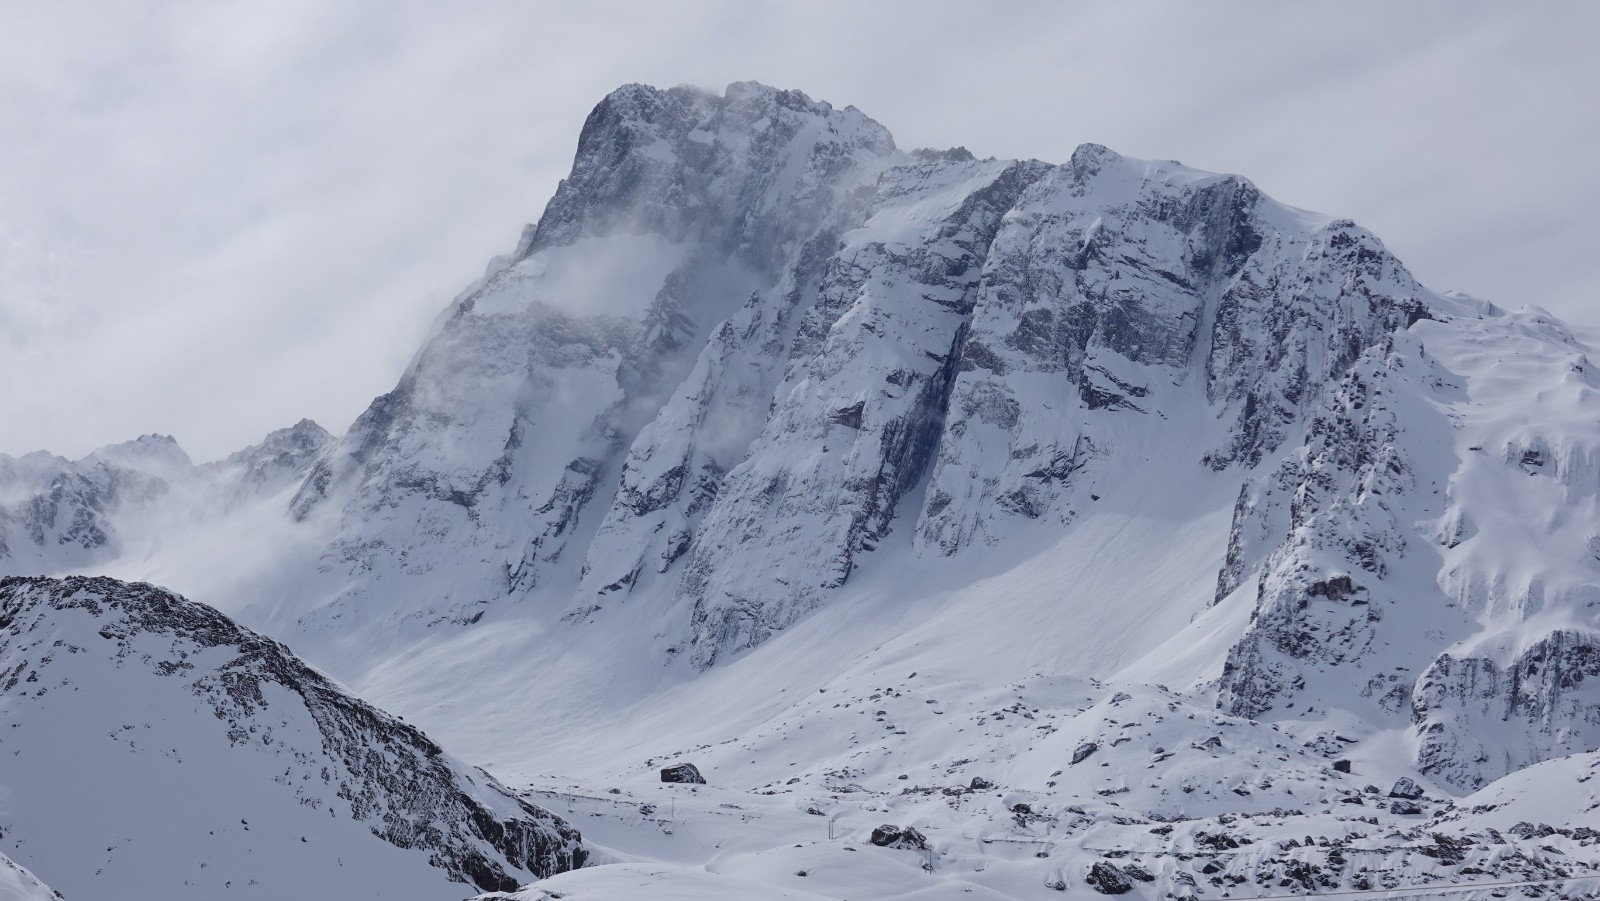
0;575;585;898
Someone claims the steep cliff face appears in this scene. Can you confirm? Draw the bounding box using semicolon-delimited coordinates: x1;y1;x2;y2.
1215;339;1456;721
1201;219;1430;470
911;148;1269;556
675;155;1052;664
1211;305;1600;790
0;575;584;899
651;140;1441;667
282;82;899;639
1414;630;1600;788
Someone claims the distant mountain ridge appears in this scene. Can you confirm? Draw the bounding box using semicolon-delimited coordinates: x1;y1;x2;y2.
0;419;332;574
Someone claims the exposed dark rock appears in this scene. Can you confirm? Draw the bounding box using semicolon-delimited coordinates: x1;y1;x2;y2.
1086;860;1136;894
1123;862;1156;882
1071;742;1098;765
1414;629;1600;789
829;401;866;430
869;824;928;850
660;763;706;784
1416;834;1474;865
1307;576;1358;602
1509;822;1559;840
1194;831;1241;851
1388;777;1424;800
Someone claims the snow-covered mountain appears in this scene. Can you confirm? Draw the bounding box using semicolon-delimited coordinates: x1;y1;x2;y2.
0;575;585;899
264;80;1596;788
0;433;190;573
0;420;331;574
7;81;1600;898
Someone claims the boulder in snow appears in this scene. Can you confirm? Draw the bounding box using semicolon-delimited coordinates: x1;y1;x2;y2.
869;824;928;850
659;763;706;784
1389;777;1424;799
1086;860;1136;894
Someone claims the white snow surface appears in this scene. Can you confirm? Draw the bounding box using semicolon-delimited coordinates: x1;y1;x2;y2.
0;853;60;901
5;82;1600;898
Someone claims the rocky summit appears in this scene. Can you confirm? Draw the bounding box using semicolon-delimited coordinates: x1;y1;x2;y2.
5;81;1600;899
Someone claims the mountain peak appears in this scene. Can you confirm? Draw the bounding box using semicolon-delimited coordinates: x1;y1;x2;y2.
515;80;895;260
1069;140;1120;165
244;417;333;455
80;432;192;474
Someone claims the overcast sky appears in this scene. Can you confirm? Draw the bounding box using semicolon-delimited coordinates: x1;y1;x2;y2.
2;2;1596;460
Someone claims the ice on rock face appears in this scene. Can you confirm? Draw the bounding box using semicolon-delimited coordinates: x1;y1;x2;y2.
1212;305;1600;788
914;149;1266;555
1414;628;1600;789
666;140;1441;672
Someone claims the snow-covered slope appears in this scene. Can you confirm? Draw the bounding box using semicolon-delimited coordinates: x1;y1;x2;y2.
0;853;61;901
7;81;1600;898
0;575;585;899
